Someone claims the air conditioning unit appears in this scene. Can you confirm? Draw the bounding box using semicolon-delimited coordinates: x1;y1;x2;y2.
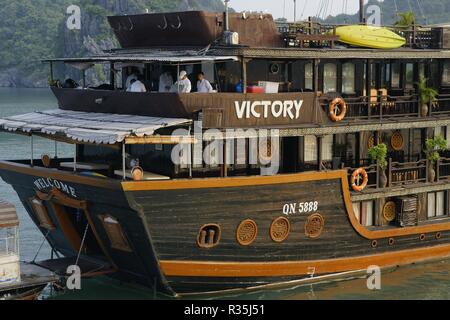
395;196;418;227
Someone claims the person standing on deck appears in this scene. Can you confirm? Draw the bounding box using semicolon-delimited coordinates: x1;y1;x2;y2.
159;71;174;92
125;67;138;89
127;75;147;93
197;72;214;93
172;70;192;93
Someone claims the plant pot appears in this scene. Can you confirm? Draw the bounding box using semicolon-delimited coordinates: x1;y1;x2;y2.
421;104;429;117
428;165;436;183
379;170;388;188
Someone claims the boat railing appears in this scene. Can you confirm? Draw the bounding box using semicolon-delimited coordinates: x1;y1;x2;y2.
345;158;429;192
431;94;450;115
438;157;450;181
388;158;428;188
277;19;438;49
319;94;420;121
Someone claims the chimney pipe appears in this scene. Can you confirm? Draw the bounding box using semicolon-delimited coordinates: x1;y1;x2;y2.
224;0;230;31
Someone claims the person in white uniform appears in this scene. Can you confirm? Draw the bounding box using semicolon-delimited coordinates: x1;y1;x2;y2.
197;72;214;93
127;75;147;93
159;71;174;92
171;70;192;93
124;67;138;89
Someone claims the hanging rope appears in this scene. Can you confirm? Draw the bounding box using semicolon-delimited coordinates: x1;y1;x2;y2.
75;223;90;267
407;0;413;13
32;230;51;263
416;0;427;25
301;0;308;19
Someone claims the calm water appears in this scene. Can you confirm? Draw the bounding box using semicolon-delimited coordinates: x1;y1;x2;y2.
0;88;449;300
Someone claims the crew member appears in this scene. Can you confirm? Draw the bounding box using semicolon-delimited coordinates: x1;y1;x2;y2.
172;71;192;93
159;71;174;92
124;67;138;89
127;75;147;93
197;72;214;93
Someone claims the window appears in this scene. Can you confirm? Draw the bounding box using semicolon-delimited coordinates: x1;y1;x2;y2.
405;63;414;89
427;192;446;218
342;63;355;94
323;63;337;93
391;63;401;88
353;201;375;226
100;215;132;252
30;198;55;230
304;63;313;90
321;135;333;161
303;135;317;163
442;61;450;86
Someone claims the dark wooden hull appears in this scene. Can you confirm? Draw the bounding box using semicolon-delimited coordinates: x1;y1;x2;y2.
1;161;449;296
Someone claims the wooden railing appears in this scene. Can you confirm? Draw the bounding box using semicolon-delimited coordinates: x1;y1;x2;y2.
438;157;450;181
320;94;420;121
277;20;437;49
346;158;429;192
388;158;428;187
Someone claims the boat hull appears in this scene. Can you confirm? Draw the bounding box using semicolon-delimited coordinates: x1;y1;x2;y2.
0;161;449;296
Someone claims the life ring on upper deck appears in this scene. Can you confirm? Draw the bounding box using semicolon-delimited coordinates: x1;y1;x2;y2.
351;168;369;192
328;97;347;122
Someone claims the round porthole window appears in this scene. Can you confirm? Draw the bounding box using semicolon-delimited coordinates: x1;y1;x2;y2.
269;63;280;75
237;219;258;246
270;217;291;243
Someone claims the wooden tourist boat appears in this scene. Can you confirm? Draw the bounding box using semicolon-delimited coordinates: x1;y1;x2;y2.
1;5;450;296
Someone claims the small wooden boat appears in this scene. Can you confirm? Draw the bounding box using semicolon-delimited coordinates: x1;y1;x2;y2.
0;201;58;300
335;25;406;49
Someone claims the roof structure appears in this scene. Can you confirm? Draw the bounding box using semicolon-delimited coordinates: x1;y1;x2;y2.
0;109;191;145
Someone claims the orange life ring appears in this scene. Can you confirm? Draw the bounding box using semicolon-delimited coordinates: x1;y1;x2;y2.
351;168;368;192
329;97;347;122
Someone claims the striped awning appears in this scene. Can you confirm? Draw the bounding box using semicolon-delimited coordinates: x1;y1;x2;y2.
0;109;191;145
0;201;18;228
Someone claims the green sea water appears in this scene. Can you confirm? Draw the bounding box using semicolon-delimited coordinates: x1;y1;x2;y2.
0;88;449;300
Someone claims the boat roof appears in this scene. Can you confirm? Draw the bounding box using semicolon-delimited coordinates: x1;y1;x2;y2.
0;110;191;145
0;201;18;228
42;50;239;65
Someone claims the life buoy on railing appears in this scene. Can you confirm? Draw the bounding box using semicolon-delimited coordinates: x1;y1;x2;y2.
351;168;369;192
329;97;347;122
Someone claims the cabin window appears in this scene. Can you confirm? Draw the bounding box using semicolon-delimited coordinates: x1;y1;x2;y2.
0;228;18;256
442;61;450;86
304;63;313;90
391;63;401;88
342;63;355;94
352;201;375;227
100;215;132;252
323;63;337;93
427;192;446;219
405;63;414;89
302;135;333;163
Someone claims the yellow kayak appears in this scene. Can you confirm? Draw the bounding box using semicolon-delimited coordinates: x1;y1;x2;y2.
335;25;406;49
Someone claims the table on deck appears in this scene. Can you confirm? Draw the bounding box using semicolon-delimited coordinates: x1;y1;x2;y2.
114;170;170;181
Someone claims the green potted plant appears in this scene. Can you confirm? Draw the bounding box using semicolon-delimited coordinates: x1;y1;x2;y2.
368;143;388;188
417;77;438;117
424;135;448;182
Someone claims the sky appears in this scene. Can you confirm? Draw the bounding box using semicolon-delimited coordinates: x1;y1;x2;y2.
230;0;372;20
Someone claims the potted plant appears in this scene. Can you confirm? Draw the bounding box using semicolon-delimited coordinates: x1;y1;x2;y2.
368;143;388;188
417;77;438;117
394;11;416;29
425;135;448;182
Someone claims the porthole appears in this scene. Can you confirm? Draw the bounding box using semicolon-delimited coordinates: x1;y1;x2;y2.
269;63;280;75
371;240;378;248
436;232;442;240
305;213;325;239
270;217;291;243
197;224;221;248
237;219;258;246
419;234;426;241
388;238;395;246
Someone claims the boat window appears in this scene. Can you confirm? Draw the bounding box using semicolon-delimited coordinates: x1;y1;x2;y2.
352;201;375;226
427;192;446;218
342;63;355;94
100;215;132;252
442;60;450;86
304;63;313;90
405;63;414;89
322;135;333;161
323;63;337;93
0;228;18;256
303;135;317;163
391;63;401;88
